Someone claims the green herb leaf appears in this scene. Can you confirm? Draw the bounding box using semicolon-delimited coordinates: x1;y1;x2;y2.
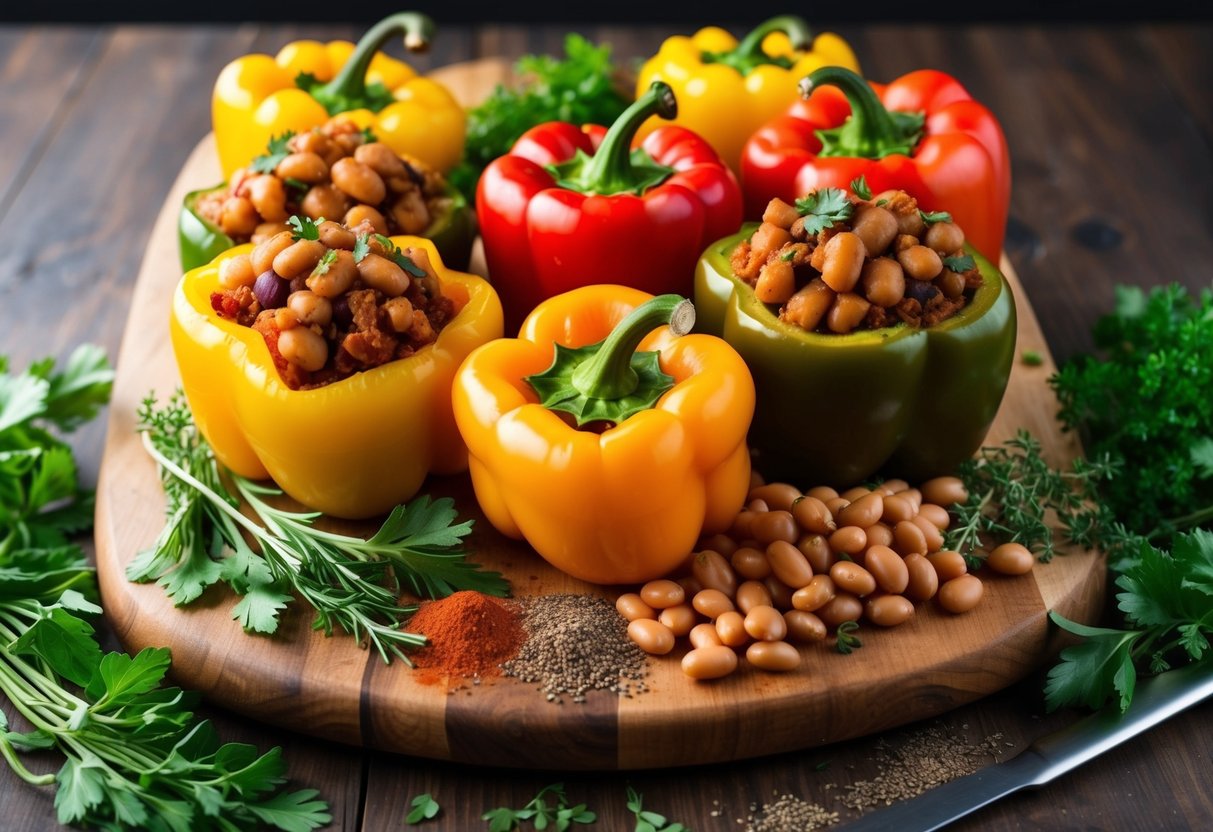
372;234;427;277
1021;350;1043;367
780;249;796;262
252;131;296;175
10;607;103;687
312;248;338;276
353;233;371;263
84;647;172;710
284;177;310;194
1044;612;1140;712
850;175;872;200
407;792;441;824
919;209;952;225
794;188;854;235
835;620;862;655
288;215;323;241
941;254;975;273
361;126;378;144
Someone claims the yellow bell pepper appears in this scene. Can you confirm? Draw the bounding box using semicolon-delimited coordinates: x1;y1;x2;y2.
170;237;502;520
452;286;755;584
635;15;860;173
212;12;465;180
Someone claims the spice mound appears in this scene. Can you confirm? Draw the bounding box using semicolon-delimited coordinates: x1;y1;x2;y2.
209;216;455;390
731;187;982;333
503;595;649;704
408;591;524;680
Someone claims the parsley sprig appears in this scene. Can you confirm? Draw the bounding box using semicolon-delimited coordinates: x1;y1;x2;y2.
626;787;688;832
794;187;854;235
1046;530;1212;713
0;349;328;830
288;214;323;241
130;393;507;665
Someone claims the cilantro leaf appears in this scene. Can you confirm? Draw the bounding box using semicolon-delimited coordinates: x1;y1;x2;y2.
794;188;854;235
288;215;323;241
252;131;296;175
849;175;872;201
54;754;108;824
231;579;293;634
39;344;114;431
246;787;333;832
352;233;371;263
942;254;976;273
919;209;952;225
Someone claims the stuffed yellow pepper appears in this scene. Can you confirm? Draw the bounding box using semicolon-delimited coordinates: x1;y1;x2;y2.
213;12;465;179
452;286;754;584
171;223;501;519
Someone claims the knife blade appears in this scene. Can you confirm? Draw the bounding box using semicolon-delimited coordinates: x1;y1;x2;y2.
838;659;1213;832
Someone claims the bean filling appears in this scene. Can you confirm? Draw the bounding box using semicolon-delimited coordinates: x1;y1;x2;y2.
731;189;984;334
210;217;455;390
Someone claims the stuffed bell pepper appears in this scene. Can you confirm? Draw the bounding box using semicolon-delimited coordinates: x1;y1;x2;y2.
213;12;464;179
695;181;1015;486
172;217;502;519
635;16;859;173
742;66;1011;260
477;81;742;333
181;120;474;272
452;286;755;584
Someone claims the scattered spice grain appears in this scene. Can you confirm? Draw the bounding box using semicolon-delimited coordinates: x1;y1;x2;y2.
839;724;1005;809
407;591;524;680
744;794;839;832
502;594;649;704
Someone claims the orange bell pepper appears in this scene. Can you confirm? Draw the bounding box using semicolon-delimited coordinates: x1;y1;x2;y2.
452;286;755;584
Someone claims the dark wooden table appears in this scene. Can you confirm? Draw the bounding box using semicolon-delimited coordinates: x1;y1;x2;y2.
2;21;1211;832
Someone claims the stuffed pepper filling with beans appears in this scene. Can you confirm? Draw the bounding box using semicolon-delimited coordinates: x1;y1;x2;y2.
209;215;456;390
733;182;982;334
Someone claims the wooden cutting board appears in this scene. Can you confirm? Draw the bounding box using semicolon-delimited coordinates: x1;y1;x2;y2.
94;60;1104;771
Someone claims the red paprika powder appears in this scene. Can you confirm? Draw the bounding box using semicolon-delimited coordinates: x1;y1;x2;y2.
407;591;524;679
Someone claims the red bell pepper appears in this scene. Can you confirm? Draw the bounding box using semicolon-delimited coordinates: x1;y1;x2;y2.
478;81;743;332
741;67;1011;259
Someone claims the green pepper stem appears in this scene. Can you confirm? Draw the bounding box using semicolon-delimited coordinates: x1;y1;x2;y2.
319;12;435;104
733;15;813;58
799;66;918;159
571;295;695;400
574;82;677;195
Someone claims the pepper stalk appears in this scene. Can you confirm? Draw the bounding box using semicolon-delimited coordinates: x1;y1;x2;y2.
526;294;696;426
306;12;435;115
800;66;926;160
702;16;814;74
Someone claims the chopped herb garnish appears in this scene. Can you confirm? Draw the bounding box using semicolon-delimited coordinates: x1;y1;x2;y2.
288;215;323;242
850;175;873;201
781;249;796;262
251;131;295;175
284;176;310;194
373;233;427;278
352;233;371;263
1021;350;1044;367
482;783;596;832
942;254;976;273
875;198;889;207
919;209;953;225
794;187;854;235
361;126;378;144
626;787;688;832
312;248;338;276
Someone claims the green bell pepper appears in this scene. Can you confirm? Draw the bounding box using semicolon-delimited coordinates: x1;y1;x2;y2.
695;225;1017;486
177;182;476;273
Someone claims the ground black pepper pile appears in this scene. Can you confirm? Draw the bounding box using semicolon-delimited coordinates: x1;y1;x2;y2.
502;594;649;704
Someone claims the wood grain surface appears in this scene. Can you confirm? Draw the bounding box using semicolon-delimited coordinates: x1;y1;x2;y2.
3;21;1211;831
93;59;1103;771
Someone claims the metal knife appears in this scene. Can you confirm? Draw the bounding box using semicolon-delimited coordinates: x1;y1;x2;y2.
838;660;1213;831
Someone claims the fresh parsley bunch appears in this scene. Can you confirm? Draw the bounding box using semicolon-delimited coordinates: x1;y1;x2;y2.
1051;283;1213;536
0;348;329;830
448;34;630;200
